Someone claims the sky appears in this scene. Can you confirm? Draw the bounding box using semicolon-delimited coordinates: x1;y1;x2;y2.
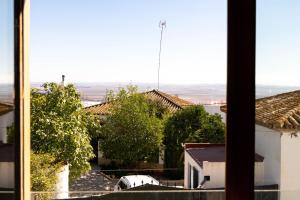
0;0;14;84
2;1;300;86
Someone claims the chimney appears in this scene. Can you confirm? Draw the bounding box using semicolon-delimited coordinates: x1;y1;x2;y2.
61;75;65;86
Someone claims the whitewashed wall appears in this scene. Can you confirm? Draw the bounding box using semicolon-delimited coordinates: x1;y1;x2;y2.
255;162;265;186
0;111;14;143
184;151;203;189
255;125;281;186
54;164;69;199
0;162;14;188
184;149;264;189
280;131;300;191
202;161;225;188
255;125;300;200
202;161;264;188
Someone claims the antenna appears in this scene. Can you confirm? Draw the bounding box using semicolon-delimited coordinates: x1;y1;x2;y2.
158;20;166;90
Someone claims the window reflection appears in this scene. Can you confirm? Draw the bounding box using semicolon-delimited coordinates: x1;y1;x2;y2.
0;0;15;197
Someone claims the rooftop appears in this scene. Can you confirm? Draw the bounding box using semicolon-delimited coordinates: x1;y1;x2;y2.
184;143;264;167
85;89;194;115
220;90;300;130
0;102;14;116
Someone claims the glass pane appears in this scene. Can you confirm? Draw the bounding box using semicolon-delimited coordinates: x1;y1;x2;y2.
0;0;15;199
31;0;226;198
256;1;300;199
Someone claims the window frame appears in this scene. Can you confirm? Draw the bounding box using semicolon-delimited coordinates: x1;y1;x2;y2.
14;0;30;200
13;0;256;199
226;0;256;199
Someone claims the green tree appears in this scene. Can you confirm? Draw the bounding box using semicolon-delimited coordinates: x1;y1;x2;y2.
99;86;164;165
163;105;225;178
31;152;63;200
6;123;15;144
187;114;225;143
31;83;96;181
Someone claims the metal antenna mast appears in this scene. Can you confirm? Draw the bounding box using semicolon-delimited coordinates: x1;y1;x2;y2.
158;20;166;90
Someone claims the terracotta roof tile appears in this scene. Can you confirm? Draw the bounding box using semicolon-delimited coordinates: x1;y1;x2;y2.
0;103;14;116
220;90;300;130
85;101;112;115
85;89;194;115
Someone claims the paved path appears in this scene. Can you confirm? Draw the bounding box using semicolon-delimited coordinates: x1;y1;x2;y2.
70;165;117;192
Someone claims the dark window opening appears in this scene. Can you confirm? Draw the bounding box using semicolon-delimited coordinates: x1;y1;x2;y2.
204;176;210;181
193;167;199;188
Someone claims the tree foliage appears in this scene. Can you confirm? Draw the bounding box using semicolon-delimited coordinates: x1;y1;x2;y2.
31;152;63;200
6;123;14;144
163;105;225;178
31;83;97;180
99;86;165;164
187;114;225;143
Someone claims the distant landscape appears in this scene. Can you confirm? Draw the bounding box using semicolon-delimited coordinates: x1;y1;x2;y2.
30;82;300;103
1;82;299;118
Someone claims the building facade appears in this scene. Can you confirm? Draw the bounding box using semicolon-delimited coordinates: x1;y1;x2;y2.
183;143;264;189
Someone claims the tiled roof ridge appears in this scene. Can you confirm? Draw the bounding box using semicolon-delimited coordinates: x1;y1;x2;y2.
0;102;14;116
0;102;14;107
85;89;187;109
84;100;110;109
270;108;300;129
155;89;193;106
221;89;300;130
256;90;300;130
256;89;300;102
85;89;194;115
143;89;183;110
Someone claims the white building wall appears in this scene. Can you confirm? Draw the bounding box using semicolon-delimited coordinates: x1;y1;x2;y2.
184;150;264;189
54;164;69;199
254;162;264;186
0;111;14;143
202;162;225;188
184;151;203;189
280;132;300;191
0;162;14;188
202;161;264;189
255;125;281;186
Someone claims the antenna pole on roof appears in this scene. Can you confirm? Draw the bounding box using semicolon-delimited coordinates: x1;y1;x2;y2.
158;20;166;90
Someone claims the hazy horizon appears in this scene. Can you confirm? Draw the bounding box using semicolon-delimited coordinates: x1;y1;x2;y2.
29;82;300;105
30;81;300;88
2;81;300;105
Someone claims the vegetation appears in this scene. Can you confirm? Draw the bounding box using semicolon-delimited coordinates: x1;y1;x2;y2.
31;83;98;181
6;123;14;144
163;105;225;178
31;152;63;200
99;86;166;165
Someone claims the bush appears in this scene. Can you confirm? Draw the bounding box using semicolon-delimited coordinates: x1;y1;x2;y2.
99;86;164;165
31;152;63;200
31;83;96;181
163;105;225;178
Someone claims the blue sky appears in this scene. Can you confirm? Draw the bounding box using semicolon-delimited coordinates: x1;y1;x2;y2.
256;0;300;86
30;0;227;84
0;0;14;84
2;1;300;86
